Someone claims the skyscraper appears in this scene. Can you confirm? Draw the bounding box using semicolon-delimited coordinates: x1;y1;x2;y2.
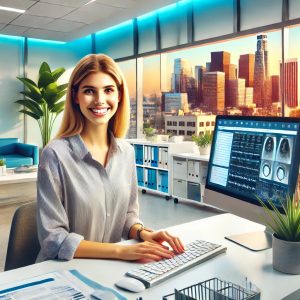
203;71;225;113
228;79;246;107
239;54;255;87
253;34;271;108
171;58;196;106
195;65;206;107
210;51;231;107
280;59;300;108
271;75;280;103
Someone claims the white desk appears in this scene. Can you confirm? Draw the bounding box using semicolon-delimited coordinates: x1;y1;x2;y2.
1;213;299;300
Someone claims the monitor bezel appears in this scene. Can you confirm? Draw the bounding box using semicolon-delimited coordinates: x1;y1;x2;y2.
205;115;300;213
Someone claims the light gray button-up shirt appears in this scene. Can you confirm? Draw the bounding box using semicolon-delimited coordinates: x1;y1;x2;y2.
36;133;142;262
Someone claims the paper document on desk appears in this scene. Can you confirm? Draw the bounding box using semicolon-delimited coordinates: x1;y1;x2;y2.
0;270;93;299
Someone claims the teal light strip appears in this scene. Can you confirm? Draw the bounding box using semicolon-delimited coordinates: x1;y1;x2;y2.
27;37;66;44
0;34;23;40
96;20;133;35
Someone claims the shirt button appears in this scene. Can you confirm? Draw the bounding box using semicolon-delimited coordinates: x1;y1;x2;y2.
107;213;110;217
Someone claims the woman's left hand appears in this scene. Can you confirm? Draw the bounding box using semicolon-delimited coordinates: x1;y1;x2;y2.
141;230;185;254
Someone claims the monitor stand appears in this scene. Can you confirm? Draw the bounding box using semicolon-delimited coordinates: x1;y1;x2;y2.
225;230;272;251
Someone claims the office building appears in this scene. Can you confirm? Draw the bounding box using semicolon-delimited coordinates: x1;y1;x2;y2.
271;75;280;103
194;65;206;107
210;51;231;107
228;78;246;107
202;71;225;114
165;113;216;137
239;54;255;87
280;59;300;108
163;93;189;113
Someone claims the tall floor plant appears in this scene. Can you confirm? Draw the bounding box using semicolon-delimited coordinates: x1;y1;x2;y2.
16;62;67;147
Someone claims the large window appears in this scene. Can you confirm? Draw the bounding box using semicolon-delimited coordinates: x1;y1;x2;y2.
119;30;283;138
118;59;137;138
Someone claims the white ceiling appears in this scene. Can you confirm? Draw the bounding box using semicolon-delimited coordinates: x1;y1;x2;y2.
0;0;177;41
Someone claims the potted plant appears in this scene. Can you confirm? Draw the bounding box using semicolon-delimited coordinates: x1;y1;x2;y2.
257;194;300;274
192;131;213;155
0;158;6;176
144;126;156;142
16;62;68;148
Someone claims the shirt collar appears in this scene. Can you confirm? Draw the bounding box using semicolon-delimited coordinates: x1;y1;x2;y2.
68;131;123;160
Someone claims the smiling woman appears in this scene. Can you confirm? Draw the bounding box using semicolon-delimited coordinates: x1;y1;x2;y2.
36;53;185;264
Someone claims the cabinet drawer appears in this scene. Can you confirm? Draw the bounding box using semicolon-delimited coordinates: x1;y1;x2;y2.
199;162;208;183
173;179;187;198
173;157;187;180
187;182;201;202
187;160;200;183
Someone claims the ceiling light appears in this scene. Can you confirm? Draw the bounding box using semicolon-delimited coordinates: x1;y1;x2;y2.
0;5;25;13
85;0;96;5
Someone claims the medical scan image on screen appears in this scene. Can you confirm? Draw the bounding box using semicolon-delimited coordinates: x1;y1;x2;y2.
207;117;300;209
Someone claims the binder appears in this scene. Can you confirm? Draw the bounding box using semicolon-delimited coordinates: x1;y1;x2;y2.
151;146;159;167
136;167;144;187
144;145;148;166
162;148;168;169
158;147;163;168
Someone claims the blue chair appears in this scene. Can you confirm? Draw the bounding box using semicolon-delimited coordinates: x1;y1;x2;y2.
0;138;39;168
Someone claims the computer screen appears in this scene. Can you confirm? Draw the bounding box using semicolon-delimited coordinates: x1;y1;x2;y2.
204;115;300;251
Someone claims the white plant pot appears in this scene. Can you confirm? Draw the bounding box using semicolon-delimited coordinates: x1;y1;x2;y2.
199;145;211;155
272;234;300;274
0;165;6;176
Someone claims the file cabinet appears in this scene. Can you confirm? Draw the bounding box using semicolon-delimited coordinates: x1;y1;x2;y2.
172;153;209;203
129;139;194;199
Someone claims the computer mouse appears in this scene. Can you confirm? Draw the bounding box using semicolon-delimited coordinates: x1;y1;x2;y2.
115;277;146;293
91;289;118;300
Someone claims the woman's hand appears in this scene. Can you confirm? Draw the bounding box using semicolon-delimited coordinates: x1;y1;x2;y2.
141;230;185;254
116;241;175;261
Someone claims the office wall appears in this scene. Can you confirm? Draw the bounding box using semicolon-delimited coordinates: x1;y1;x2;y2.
26;36;92;147
0;36;24;140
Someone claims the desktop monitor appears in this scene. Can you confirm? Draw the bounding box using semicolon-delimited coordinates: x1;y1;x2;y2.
204;115;300;251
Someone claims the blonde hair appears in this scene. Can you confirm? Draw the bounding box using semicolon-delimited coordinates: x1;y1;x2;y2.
56;54;130;139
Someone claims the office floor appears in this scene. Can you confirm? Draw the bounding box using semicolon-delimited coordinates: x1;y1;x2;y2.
0;190;223;272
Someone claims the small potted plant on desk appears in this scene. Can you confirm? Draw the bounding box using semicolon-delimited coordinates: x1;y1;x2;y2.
258;194;300;274
0;158;6;176
144;126;156;142
192;131;213;155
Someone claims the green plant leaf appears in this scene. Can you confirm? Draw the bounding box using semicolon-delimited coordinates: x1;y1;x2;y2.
39;62;51;76
19;109;41;120
38;71;54;89
20;91;43;103
17;77;41;99
52;67;65;81
48;90;67;109
45;82;58;93
51;101;65;113
57;83;68;92
257;195;300;242
15;100;43;117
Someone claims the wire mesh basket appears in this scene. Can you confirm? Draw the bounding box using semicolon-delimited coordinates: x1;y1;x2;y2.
163;277;260;300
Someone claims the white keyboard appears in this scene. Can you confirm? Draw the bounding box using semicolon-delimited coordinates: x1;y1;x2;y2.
126;239;227;288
